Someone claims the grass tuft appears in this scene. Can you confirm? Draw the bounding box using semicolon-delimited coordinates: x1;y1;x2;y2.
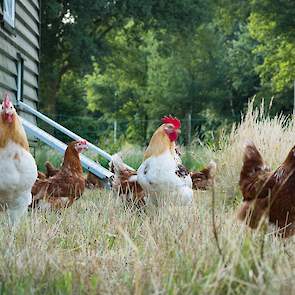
4;101;295;294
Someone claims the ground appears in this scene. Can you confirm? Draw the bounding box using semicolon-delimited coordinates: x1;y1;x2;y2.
0;189;295;295
1;101;295;294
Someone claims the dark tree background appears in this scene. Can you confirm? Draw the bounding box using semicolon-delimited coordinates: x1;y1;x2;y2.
39;0;295;146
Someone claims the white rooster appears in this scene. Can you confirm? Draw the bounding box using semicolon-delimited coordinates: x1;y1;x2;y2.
137;116;193;205
0;94;37;224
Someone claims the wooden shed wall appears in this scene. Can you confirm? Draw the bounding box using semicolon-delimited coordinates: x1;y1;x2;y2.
0;0;40;123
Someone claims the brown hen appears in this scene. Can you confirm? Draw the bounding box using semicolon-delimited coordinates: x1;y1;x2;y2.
43;161;104;190
238;140;295;237
31;140;87;210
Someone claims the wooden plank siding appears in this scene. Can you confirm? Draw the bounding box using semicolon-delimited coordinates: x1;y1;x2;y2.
0;71;17;91
16;2;39;36
0;52;17;75
29;0;39;10
0;0;40;125
15;18;39;49
0;85;16;101
18;0;39;23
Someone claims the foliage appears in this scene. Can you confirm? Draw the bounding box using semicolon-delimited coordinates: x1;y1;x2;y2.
39;0;295;146
249;11;295;110
85;22;148;143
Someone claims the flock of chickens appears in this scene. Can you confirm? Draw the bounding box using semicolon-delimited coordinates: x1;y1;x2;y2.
1;94;295;238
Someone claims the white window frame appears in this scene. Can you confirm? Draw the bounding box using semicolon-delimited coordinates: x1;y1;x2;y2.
16;54;24;102
3;0;15;28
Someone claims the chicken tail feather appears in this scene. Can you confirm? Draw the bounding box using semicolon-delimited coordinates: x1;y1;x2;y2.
242;140;265;177
45;161;59;177
110;154;125;174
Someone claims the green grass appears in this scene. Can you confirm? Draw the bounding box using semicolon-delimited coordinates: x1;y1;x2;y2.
34;144;63;172
0;190;294;294
2;100;295;294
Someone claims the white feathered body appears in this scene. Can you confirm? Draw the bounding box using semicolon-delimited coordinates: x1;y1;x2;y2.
137;149;193;205
0;140;37;223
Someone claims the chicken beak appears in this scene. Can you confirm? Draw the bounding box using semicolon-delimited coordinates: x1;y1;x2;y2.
82;140;88;151
176;129;181;134
5;113;14;123
79;140;88;152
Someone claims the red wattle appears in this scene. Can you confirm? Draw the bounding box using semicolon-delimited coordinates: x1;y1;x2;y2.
5;113;14;123
168;131;178;142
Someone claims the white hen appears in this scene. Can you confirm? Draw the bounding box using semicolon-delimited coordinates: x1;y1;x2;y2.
0;94;37;224
137;116;193;205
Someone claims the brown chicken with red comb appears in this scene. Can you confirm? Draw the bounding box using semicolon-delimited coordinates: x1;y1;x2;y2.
238;140;295;237
31;140;88;210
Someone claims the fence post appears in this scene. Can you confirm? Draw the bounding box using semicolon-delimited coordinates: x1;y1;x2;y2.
114;119;117;143
185;111;192;145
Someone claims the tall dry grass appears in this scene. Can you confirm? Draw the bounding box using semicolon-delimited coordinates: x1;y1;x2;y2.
1;101;295;294
216;99;295;200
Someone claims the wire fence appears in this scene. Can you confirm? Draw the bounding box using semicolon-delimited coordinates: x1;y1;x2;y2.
37;112;219;147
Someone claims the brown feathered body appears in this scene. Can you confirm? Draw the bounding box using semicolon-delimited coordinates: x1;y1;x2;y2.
238;141;295;237
32;141;86;210
191;160;217;190
85;172;104;189
110;155;145;207
45;161;60;178
268;147;295;237
41;161;105;190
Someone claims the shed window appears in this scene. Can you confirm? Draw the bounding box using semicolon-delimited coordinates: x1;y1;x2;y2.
3;0;15;28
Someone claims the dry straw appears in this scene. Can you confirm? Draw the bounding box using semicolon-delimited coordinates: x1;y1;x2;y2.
0;100;295;294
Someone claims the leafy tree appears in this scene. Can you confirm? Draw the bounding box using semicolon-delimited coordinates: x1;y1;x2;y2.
249;10;295;111
40;0;210;113
85;22;149;143
145;25;228;143
39;0;295;146
215;24;260;119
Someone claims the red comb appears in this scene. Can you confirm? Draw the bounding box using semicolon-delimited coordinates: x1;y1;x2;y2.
79;139;88;145
3;93;11;108
161;116;181;129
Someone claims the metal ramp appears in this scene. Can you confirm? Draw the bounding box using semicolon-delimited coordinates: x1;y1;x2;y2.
18;101;120;180
21;118;113;179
